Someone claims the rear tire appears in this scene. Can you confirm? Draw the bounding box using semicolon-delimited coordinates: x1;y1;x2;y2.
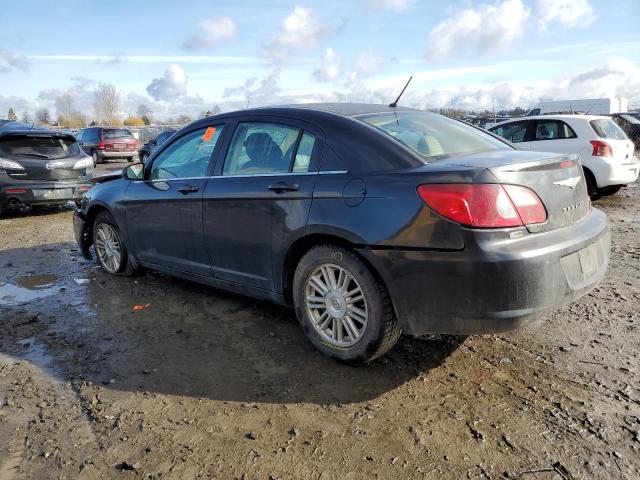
583;167;598;199
293;245;401;364
93;211;137;276
127;156;134;163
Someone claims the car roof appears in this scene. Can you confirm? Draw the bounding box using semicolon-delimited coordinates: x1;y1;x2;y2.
0;123;76;140
265;103;419;117
490;114;612;128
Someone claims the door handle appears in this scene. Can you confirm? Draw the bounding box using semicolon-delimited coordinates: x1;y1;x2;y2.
177;185;199;194
268;181;300;193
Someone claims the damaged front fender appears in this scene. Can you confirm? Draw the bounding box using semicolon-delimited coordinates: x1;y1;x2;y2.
73;210;93;260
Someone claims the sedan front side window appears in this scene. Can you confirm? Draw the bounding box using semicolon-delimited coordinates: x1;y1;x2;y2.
149;126;223;180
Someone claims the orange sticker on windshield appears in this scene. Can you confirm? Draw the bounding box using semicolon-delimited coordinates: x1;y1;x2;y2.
202;127;216;141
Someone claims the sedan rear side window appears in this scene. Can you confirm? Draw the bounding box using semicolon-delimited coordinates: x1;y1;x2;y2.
223;122;300;175
360;111;512;160
0;136;80;159
149;126;223;180
534;120;577;140
590;119;627;140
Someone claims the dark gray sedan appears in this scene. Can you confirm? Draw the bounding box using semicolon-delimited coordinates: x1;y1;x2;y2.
73;104;609;364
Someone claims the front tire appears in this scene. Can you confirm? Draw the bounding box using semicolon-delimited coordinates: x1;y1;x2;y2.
93;211;137;276
293;245;401;364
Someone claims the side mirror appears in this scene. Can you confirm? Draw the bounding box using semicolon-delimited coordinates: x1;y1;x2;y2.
123;163;144;180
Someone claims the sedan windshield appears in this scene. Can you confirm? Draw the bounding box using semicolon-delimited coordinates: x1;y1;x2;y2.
357;111;512;161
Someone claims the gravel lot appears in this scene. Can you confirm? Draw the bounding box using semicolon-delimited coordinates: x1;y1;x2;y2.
0;161;638;479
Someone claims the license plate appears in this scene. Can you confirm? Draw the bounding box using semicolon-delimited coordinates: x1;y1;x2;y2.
578;244;598;278
114;143;125;150
33;188;73;200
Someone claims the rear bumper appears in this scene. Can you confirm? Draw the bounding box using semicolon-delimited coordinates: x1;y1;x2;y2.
588;156;640;188
359;208;610;336
0;180;91;209
97;150;137;159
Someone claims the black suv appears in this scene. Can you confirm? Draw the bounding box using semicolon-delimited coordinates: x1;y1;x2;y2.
0;122;93;215
138;129;176;162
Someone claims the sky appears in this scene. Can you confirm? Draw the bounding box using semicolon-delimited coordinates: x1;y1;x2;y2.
1;0;639;119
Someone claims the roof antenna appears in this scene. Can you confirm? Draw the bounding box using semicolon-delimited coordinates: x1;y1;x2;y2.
389;75;413;108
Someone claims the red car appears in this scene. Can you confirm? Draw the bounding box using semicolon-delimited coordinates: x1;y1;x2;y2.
77;127;138;165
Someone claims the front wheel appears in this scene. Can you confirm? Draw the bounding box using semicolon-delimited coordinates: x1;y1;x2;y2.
93;211;137;276
293;245;401;364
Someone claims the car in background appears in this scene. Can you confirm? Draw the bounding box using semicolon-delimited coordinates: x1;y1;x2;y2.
0;122;93;216
74;104;609;364
489;115;638;197
609;113;640;152
138;129;176;162
76;127;138;165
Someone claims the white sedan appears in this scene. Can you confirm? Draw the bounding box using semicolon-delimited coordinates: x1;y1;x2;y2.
489;114;638;197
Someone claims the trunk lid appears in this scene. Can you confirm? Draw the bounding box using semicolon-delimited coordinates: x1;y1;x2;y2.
0;133;87;181
439;150;590;233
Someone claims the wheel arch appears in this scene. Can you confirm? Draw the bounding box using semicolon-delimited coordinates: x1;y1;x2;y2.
281;233;394;314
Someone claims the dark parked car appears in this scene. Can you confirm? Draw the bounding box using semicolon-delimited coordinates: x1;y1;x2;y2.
610;113;640;152
0;122;93;216
138;129;176;162
73;104;610;363
76;127;138;165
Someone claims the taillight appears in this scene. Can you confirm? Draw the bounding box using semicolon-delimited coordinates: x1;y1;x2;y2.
97;140;105;150
417;183;546;228
590;140;612;157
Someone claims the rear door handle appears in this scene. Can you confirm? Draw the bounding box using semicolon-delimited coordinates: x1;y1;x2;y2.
268;181;300;193
177;185;199;194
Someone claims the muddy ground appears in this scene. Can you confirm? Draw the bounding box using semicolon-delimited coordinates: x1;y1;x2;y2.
0;161;638;480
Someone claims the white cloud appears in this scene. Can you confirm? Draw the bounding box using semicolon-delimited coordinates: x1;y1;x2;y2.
368;0;412;11
312;48;342;82
183;17;237;50
427;0;530;61
146;64;188;101
353;51;388;78
0;49;31;74
537;0;594;30
265;6;334;62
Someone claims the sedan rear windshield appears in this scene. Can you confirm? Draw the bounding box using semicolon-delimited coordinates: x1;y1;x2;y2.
357;111;512;161
103;129;133;139
590;119;627;140
0;136;80;159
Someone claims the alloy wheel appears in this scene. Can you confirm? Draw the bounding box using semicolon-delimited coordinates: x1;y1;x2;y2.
305;263;368;347
95;223;122;273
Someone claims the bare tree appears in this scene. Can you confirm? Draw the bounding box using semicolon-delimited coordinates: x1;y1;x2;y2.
57;93;76;119
94;83;121;125
136;104;153;125
36;108;51;125
21;111;32;123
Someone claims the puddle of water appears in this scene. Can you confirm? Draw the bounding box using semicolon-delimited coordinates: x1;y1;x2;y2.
16;338;59;377
0;274;59;306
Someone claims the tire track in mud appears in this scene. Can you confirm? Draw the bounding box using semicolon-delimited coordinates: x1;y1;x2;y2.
0;437;25;480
